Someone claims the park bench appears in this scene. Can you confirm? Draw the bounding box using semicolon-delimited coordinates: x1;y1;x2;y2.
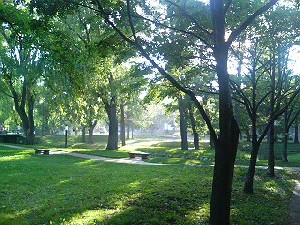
35;149;50;155
129;152;149;160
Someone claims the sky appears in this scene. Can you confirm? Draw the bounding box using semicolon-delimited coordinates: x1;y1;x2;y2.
289;45;300;74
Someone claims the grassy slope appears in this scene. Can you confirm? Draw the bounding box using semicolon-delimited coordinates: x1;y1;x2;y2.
0;146;297;225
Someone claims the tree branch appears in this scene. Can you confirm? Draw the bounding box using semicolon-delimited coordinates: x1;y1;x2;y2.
134;13;213;48
126;0;137;40
226;0;279;46
165;0;213;38
93;0;218;145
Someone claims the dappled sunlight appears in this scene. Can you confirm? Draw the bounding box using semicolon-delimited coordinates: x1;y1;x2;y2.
119;139;169;151
128;180;142;189
184;202;210;224
58;179;72;185
62;209;117;225
0;153;32;162
0;207;31;224
185;159;201;165
263;180;287;197
76;159;99;166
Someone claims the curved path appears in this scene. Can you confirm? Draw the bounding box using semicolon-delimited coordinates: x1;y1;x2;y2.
290;180;300;225
51;150;165;166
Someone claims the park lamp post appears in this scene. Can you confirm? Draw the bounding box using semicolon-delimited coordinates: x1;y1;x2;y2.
65;125;68;148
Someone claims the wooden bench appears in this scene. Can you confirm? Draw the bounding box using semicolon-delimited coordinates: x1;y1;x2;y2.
35;149;50;155
129;152;149;160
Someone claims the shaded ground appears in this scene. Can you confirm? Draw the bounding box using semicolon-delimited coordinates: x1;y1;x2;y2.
2;143;300;224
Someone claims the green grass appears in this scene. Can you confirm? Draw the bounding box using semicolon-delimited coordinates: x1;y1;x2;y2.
0;146;297;225
238;142;300;167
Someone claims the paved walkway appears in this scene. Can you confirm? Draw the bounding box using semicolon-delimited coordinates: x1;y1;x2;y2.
290;180;300;225
51;150;165;166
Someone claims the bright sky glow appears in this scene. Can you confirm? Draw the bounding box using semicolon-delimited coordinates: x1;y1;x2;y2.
289;45;300;74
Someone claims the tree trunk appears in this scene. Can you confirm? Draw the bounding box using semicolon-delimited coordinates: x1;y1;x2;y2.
295;122;299;144
27;93;35;145
209;43;240;225
127;124;130;140
120;102;126;146
210;135;214;149
188;105;199;150
282;133;288;162
178;98;188;150
81;126;86;143
244;141;260;194
20;113;30;145
105;102;118;150
267;53;276;177
88;128;94;144
246;129;251;142
282;110;288;162
126;114;130;140
88;120;97;144
267;121;275;177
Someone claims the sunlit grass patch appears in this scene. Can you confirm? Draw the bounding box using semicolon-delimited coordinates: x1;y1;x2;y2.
289;153;300;163
185;203;210;225
61;209;118;225
148;157;186;164
74;149;130;158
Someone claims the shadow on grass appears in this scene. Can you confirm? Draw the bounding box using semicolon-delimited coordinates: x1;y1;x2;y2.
0;149;296;225
0;152;213;225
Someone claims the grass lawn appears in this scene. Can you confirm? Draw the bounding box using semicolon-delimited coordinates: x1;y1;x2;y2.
0;145;298;225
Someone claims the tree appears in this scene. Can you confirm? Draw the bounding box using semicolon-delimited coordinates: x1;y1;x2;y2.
281;98;300;161
231;33;300;192
0;3;46;144
88;1;279;224
32;0;285;223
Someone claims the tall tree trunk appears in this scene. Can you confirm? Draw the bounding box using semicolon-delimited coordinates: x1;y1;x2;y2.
235;56;242;140
267;121;275;177
126;124;130;140
120;102;126;146
105;102;118;150
243;118;260;193
210;135;214;149
295;122;299;144
188;104;199;150
81;126;86;143
88;128;94;144
19;112;30;145
246;129;251;142
267;53;276;177
282;109;289;162
27;93;35;145
126;114;130;140
88;120;97;144
209;43;240;225
244;141;260;193
178;98;188;150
